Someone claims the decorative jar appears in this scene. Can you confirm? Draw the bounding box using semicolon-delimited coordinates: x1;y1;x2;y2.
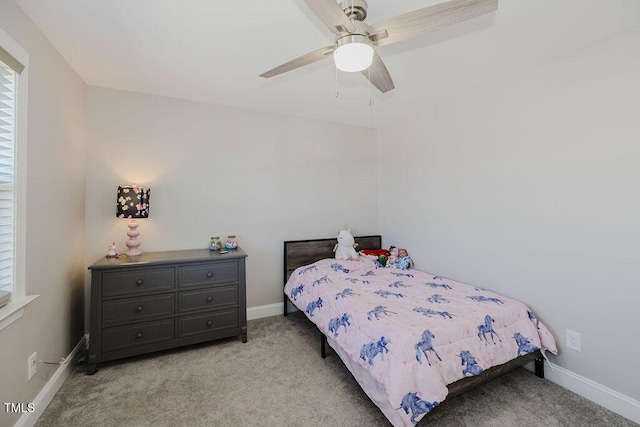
210;236;222;251
225;235;238;250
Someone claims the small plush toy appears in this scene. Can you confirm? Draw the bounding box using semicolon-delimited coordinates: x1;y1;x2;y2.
106;242;117;258
334;227;359;260
385;246;398;267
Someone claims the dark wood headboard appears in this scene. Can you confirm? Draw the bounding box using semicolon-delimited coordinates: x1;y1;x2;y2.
283;235;382;285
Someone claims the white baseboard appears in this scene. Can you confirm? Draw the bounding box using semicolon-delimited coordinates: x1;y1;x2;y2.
15;334;88;427
527;361;640;424
247;302;299;320
247;303;283;320
546;362;640;424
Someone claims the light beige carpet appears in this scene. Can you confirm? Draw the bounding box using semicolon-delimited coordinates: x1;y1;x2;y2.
36;312;636;427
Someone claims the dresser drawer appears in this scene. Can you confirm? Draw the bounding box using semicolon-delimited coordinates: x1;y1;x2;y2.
102;268;174;297
102;294;175;325
102;319;175;352
179;285;238;313
178;308;239;338
178;262;238;289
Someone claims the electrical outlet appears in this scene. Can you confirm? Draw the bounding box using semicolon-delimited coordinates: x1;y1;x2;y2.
566;330;581;352
27;352;37;380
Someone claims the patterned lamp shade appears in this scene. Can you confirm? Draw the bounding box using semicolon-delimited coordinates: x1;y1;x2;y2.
117;186;150;218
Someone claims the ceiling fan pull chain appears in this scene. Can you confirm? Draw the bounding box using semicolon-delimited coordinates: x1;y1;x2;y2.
370;98;375;130
368;67;375;129
335;65;340;98
368;67;371;106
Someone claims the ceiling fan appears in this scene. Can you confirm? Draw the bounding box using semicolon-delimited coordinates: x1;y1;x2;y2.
260;0;498;93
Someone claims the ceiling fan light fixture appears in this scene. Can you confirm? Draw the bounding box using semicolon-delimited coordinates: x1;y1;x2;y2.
334;34;374;73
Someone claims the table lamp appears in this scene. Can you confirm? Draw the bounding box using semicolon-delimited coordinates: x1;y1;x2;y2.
116;185;150;256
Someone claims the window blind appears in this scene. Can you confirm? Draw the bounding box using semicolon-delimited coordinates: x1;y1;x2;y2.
0;46;24;76
0;61;16;292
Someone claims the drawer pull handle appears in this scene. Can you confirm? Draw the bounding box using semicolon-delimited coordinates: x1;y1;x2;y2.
206;272;213;278
136;332;143;339
206;320;213;327
136;305;143;312
206;296;213;302
136;279;144;285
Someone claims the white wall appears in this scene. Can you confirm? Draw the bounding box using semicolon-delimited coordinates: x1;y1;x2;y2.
0;2;86;426
85;87;378;313
378;29;640;401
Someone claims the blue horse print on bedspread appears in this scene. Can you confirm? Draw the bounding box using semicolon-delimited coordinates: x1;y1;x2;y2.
426;294;450;304
477;314;502;345
514;333;539;356
298;265;317;275
375;290;405;298
398;392;438;424
367;305;397;320
305;298;323;317
360;337;391;365
327;313;351;337
528;311;540;329
466;295;504;304
389;281;408;288
361;270;375;277
344;277;369;284
335;288;354;299
391;271;414;278
458;350;484;377
290;284;305;301
312;275;332;286
413;307;454;319
330;263;349;273
425;282;452;290
415;330;442;366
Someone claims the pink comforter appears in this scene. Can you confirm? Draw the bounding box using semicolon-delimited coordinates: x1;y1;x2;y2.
284;258;557;426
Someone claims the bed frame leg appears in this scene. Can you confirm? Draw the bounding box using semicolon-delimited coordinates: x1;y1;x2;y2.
321;334;327;358
283;292;288;317
535;356;544;379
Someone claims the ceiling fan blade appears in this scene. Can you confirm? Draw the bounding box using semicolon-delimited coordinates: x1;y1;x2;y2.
260;46;334;78
302;0;356;35
362;52;395;93
369;0;498;47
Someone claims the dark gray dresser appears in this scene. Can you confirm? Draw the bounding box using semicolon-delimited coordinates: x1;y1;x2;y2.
87;248;247;374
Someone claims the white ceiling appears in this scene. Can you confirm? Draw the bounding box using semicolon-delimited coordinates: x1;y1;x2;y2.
16;0;640;127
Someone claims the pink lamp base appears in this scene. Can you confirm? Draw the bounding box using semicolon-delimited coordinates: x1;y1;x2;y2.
125;220;142;256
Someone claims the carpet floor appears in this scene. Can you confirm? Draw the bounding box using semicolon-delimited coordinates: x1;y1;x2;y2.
36;312;636;427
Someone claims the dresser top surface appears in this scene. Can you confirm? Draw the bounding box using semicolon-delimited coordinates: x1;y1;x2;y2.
89;247;247;270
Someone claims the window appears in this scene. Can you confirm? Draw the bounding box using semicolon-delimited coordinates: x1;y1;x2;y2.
0;52;19;295
0;32;35;331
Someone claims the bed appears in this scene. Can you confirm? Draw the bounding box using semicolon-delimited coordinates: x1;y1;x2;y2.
283;235;557;426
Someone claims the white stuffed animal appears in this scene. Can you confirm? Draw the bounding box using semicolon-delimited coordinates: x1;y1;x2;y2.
106;242;117;258
334;228;359;260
